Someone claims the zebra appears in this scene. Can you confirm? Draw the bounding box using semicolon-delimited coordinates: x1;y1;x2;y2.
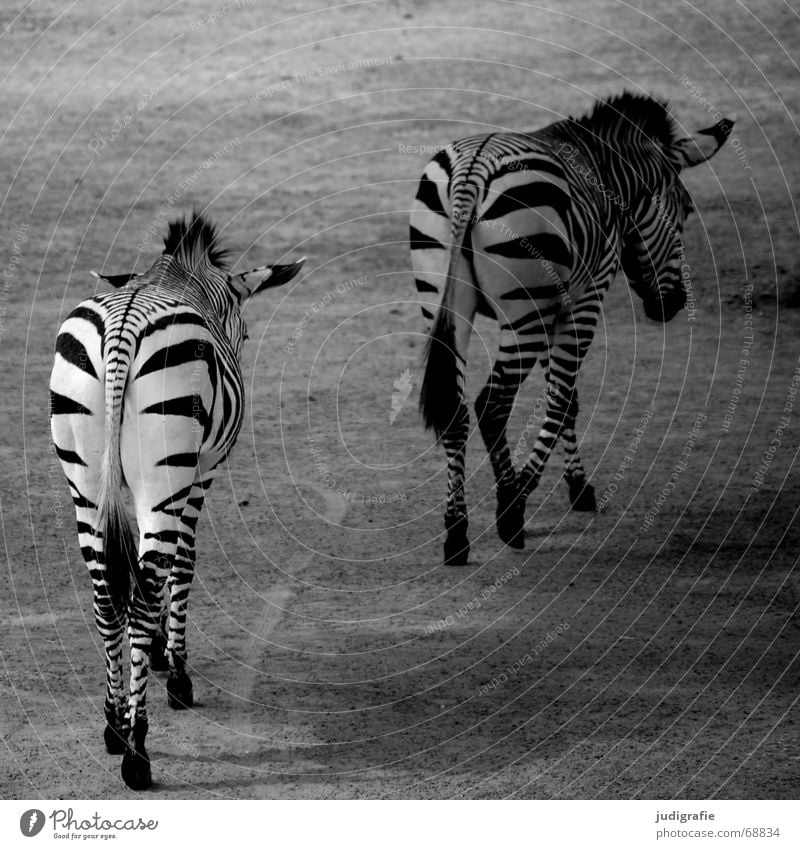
49;211;304;789
410;92;733;565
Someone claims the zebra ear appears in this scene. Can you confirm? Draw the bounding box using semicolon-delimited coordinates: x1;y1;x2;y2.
90;270;141;288
673;116;735;168
249;259;306;296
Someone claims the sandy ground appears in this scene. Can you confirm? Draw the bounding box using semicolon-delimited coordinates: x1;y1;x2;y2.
1;0;799;799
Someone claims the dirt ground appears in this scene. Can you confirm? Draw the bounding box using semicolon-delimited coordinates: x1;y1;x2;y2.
1;0;799;799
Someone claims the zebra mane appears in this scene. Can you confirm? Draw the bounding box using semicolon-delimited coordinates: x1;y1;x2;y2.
162;210;231;271
574;92;678;149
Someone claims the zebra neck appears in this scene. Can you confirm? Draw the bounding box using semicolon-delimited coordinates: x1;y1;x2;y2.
136;255;229;336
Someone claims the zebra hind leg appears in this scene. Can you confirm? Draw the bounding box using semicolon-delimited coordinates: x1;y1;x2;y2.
162;564;195;710
97;575;128;755
119;548;172;791
120;716;151;792
82;521;129;754
442;401;471;566
149;606;169;673
165;475;210;709
561;397;596;512
475;375;526;550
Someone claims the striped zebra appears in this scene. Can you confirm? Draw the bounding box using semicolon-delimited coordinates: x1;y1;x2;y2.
411;92;732;565
49;211;303;789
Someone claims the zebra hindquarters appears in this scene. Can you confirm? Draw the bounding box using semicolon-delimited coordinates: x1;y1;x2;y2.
410;189;452;334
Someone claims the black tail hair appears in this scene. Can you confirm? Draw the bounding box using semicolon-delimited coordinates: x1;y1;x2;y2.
419;300;460;441
101;501;136;628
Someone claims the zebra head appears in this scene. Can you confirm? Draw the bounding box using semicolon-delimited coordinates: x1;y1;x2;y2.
618;106;733;322
97;211;305;356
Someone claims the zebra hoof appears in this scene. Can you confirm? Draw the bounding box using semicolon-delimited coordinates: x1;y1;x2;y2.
150;634;169;673
443;515;470;566
167;671;194;710
104;723;127;755
443;536;470;567
496;489;525;549
121;746;151;791
569;481;597;512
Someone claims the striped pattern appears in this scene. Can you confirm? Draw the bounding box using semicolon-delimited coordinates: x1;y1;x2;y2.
49;211;303;789
412;93;732;564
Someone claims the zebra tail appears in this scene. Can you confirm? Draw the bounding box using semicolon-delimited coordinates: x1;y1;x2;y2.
96;340;136;624
420;284;457;441
419;172;479;441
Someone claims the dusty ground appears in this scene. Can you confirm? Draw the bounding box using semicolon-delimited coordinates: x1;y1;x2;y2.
1;0;799;799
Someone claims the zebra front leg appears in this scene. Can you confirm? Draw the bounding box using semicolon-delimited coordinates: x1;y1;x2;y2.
521;305;600;510
518;379;575;506
554;301;601;511
560;396;596;511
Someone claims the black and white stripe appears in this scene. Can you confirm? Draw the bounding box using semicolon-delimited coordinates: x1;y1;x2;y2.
412;93;732;565
50;211;303;789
